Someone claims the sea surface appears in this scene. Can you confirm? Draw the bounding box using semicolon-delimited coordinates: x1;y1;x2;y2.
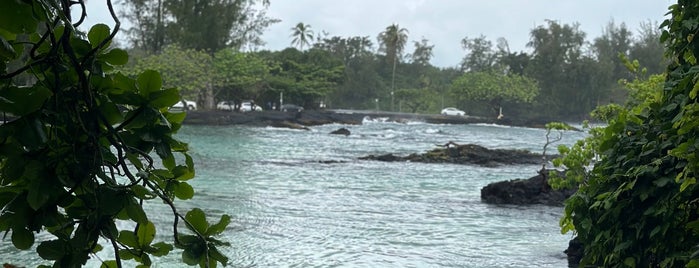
2;118;587;267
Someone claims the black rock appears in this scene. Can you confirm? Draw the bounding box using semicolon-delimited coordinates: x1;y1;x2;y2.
359;143;542;167
480;169;577;206
565;237;583;267
330;128;351;136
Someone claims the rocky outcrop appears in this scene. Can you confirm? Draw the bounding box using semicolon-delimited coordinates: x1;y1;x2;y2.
330;128;351;135
359;143;542;167
565;237;583;267
480;169;577;206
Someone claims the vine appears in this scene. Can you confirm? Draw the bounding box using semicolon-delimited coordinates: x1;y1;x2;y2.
0;0;229;267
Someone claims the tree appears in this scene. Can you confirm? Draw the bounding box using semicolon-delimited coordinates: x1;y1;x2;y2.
495;37;530;75
410;37;434;66
120;45;214;107
592;20;634;82
120;0;277;53
450;71;539;117
0;1;229;267
290;22;314;50
460;35;497;72
553;1;699;266
119;0;166;54
213;49;270;102
377;24;409;110
526;20;591;118
629;20;667;75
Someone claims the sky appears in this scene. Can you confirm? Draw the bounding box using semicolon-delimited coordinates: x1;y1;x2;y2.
79;0;673;68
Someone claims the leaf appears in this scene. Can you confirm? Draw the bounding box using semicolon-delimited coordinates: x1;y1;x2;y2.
101;48;128;65
182;247;201;265
151;242;174;257
100;260;118;268
126;200;148;224
137;70;163;96
36;240;66;260
149;88;181;108
206;215;230;236
136;221;156;247
88;24;111;49
174;182;194;200
0;0;38;34
118;230;138;248
0;85;52;116
131;185;155;200
185;208;209;234
11;227;34;250
208;246;229;266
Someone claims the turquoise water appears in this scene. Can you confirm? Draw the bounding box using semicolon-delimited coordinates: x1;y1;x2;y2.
2;120;587;267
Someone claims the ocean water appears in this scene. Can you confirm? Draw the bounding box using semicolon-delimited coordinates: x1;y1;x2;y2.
2;119;587;267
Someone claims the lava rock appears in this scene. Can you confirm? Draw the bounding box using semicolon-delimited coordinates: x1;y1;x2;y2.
359;143;543;167
480;169;577;206
330;128;351;136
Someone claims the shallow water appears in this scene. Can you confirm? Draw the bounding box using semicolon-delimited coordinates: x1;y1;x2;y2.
1;120;586;267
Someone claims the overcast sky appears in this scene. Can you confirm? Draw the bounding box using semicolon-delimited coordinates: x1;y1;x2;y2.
81;0;672;67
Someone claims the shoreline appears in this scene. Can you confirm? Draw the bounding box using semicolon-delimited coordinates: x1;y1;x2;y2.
182;109;554;128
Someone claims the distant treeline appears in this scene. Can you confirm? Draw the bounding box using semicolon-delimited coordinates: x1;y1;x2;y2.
117;0;666;121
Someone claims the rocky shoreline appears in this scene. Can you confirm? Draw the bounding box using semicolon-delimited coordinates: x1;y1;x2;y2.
181;109;553;128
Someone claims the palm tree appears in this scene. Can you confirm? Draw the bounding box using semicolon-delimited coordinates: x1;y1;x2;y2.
290;22;314;50
377;24;409;110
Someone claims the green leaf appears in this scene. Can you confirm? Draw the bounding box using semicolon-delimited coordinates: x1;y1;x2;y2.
149;88;181;108
137;70;163;96
185;208;209;234
36;240;66;260
206;215;230;236
0;0;38;34
151;242;174;257
119;230;138;248
175;182;194;200
88;24;111;49
11;227;34;250
137;221;156;247
101;48;128;65
208;246;229;266
100;260;118;268
0;85;52;116
131;185;155;200
126;200;148;224
182;247;201;265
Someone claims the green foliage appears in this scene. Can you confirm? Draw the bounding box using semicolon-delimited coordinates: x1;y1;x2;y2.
120;0;277;53
120;44;213;102
0;1;228;267
450;71;539;115
553;1;699;266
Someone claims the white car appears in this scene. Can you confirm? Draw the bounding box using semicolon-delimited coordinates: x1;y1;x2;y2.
216;101;235;111
240;101;262;112
172;99;197;110
441;107;465;116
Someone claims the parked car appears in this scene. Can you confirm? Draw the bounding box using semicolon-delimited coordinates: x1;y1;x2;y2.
216;101;235;111
280;104;304;112
240;101;262;112
172;99;197;110
441;107;465;116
